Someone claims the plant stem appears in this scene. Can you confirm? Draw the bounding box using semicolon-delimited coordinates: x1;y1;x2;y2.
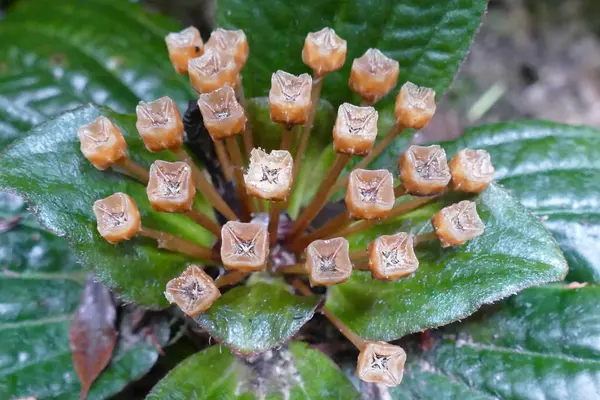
268;201;282;247
224;136;253;221
215;270;249;287
172;148;239;221
183;210;222;237
289;210;352;251
280;124;295;151
288;153;351;241
349;249;368;261
291;278;366;349
413;231;437;245
138;226;218;260
330;124;404;196
114;157;149;183
214;141;234;181
235;75;255;156
394;184;406;198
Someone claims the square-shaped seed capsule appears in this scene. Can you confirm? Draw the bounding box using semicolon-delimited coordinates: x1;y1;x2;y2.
349;49;399;104
147;161;195;213
394;82;436;130
244;148;293;201
165;26;204;74
431;200;485;247
188;48;239;94
78;116;127;170
346;169;394;220
399;145;451;196
198;86;247;141
221;221;269;272
93;192;141;244
302;27;347;76
205;28;249;70
333;103;378;156
368;233;418;280
136;96;184;152
305;238;352;286
449;149;495;193
269;71;312;125
357;342;406;387
165;265;221;317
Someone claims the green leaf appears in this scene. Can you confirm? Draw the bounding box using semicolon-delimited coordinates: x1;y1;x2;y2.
218;0;488;108
195;276;321;356
146;342;361;399
327;183;568;341
0;193;171;399
393;284;600;400
0;104;215;308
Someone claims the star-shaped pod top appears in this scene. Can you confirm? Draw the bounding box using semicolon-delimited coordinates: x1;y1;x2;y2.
449;149;495;193
197;85;247;141
333;103;378;156
432;200;485;247
302;27;347;76
188;48;238;94
368;232;419;280
349;48;399;104
78;116;127;170
165;26;204;74
244;148;294;201
269;70;313;125
164;265;221;317
356;341;407;387
92;192;141;244
399;145;451;196
394;82;436;130
147;160;195;213
136;96;184;152
205;28;249;70
220;221;269;272
305;237;352;286
346;169;395;220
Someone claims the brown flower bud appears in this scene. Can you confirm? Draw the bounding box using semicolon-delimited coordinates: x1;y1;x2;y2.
346;169;394;220
147;161;195;213
349;49;399;104
431;200;485;247
394;82;436;129
305;238;352;286
78;116;127;170
302;27;347;76
165;26;204;74
93;192;141;244
449;149;495;193
220;221;269;272
188;48;238;94
197;85;247;141
165;265;221;317
333;103;378;156
368;233;418;280
205;28;249;70
244;148;294;201
356;341;406;387
136;96;184;152
399;145;451;195
269;71;312;125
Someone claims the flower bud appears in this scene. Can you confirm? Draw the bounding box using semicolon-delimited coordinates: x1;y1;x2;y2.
147;161;195;213
346;169;394;220
197;85;247;141
93;192;141;244
244;148;293;201
349;49;399;104
220;221;269;272
449;149;495;193
78;116;127;170
205;28;249;70
305;238;352;286
333;103;378;156
368;233;418;280
394;82;436;129
356;341;406;387
269;71;312;125
165;265;221;317
302;27;347;76
136;96;184;152
431;200;485;247
399;145;451;195
188;48;238;94
165;26;204;74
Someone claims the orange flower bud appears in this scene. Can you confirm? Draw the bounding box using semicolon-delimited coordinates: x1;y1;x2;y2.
394;82;436;129
197;85;247;141
346;169;395;220
269;71;312;125
220;221;269;272
78;116;127;170
205;28;249;70
368;233;418;280
449;149;495;193
165;265;221;317
244;148;294;201
399;145;451;195
305;238;352;286
188;48;238;94
165;26;204;74
349;49;399;104
302;27;347;76
333;103;378;156
93;192;141;244
356;342;406;387
136;96;184;152
431;200;485;247
147;161;195;213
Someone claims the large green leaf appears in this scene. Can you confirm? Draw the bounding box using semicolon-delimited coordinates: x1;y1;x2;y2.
146;342;361;399
0;104;214;308
392;284;600;400
195;276;321;356
0;192;170;399
327;183;568;341
218;0;488;107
